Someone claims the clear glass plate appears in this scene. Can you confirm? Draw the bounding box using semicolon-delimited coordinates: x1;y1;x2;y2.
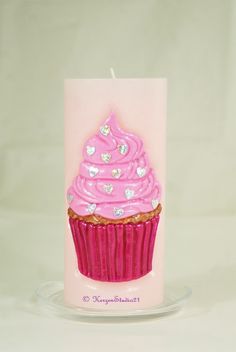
35;281;192;321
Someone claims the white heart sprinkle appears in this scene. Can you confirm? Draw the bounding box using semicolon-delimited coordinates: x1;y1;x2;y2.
152;199;159;209
89;166;99;177
113;208;124;217
101;153;111;163
103;184;113;194
67;193;74;203
86;145;96;156
136;167;146;178
124;189;135;200
100;124;110;136
112;168;122;179
87;203;96;214
118;144;128;155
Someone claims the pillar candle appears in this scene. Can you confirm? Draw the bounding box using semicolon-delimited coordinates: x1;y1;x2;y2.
64;79;167;310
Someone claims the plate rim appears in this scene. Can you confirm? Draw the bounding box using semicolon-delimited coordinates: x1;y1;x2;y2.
35;281;192;319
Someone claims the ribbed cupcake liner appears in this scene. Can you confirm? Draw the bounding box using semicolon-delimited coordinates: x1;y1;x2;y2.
69;215;160;282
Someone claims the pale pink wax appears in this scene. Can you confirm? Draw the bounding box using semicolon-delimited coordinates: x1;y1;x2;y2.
64;79;167;310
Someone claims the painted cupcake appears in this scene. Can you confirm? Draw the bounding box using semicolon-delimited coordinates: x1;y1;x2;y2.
67;113;162;282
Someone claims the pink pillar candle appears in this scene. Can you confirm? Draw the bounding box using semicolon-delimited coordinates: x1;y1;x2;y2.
64;79;167;310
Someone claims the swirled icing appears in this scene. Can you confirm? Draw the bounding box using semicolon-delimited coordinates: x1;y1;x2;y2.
67;113;161;219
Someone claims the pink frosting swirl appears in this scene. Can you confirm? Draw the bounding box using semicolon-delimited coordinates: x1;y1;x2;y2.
67;113;161;219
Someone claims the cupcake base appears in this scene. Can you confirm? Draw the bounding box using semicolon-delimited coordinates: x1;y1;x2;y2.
69;215;160;282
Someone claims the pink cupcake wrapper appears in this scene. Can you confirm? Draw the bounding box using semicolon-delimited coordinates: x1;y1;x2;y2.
69;216;160;282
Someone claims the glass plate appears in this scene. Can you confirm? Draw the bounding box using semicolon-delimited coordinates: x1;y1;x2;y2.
35;281;192;321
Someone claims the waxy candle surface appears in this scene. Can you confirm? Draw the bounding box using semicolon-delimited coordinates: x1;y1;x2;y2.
65;79;166;309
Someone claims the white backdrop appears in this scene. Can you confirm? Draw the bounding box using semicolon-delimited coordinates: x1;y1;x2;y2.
0;1;235;351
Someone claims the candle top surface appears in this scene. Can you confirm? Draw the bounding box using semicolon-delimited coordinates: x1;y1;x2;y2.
67;113;161;219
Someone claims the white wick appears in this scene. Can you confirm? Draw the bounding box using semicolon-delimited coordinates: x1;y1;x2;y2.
110;67;116;79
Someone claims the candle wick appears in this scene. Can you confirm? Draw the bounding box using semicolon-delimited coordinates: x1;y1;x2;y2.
110;67;116;79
